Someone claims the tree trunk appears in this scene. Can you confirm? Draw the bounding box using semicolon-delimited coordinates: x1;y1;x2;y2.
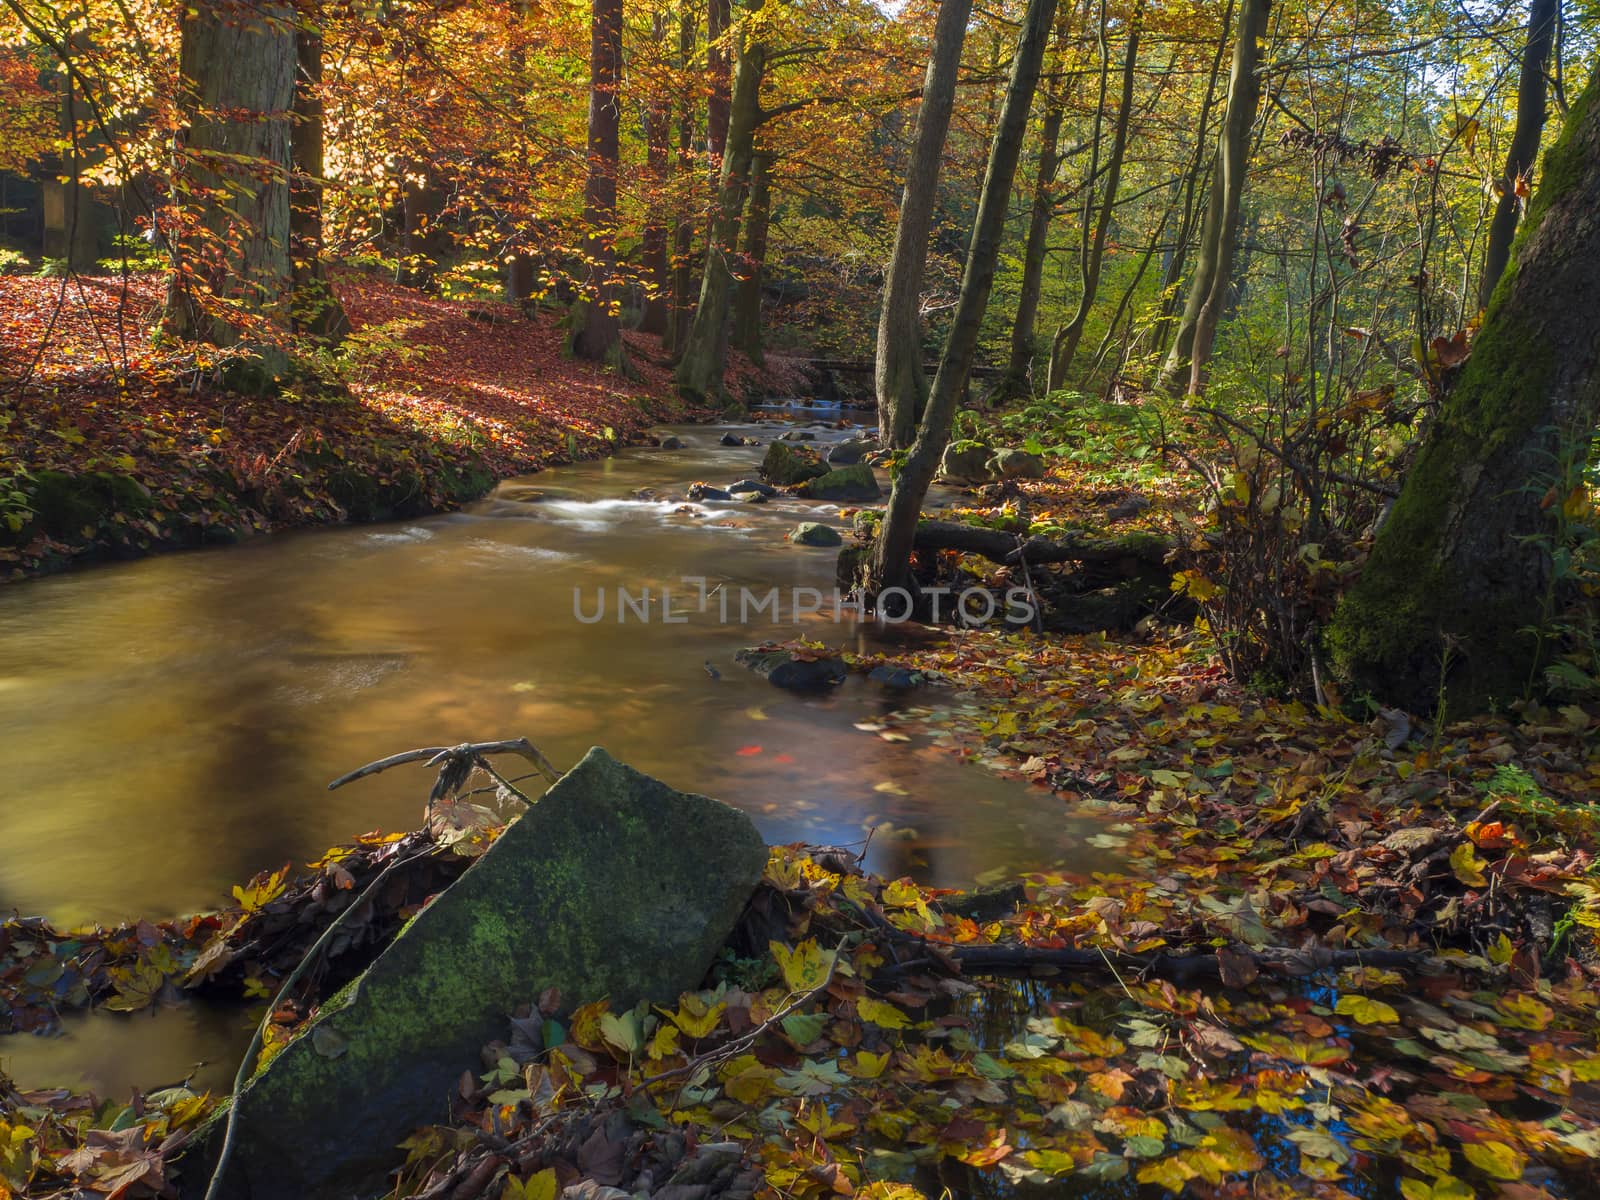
666;6;698;352
732;150;772;364
1045;0;1141;392
1479;0;1558;308
1329;63;1600;713
638;10;674;338
874;0;974;449
674;0;765;403
707;0;732;162
1155;0;1265;394
997;101;1064;400
290;3;347;343
867;0;1059;597
570;0;623;362
167;0;296;372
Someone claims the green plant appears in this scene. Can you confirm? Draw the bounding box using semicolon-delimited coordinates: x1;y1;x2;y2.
36;256;69;278
97;233;166;273
0;469;34;534
0;247;29;275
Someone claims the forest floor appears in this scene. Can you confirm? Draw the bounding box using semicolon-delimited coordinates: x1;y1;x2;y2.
0;270;805;581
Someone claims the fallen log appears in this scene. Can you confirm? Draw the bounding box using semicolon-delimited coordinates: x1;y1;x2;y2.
911;520;1172;569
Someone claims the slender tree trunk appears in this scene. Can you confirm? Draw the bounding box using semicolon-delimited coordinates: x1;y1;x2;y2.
868;0;1059;596
571;0;623;362
1330;63;1600;713
639;9;674;337
707;0;732;161
997;100;1064;399
1150;0;1232;361
874;0;975;449
289;2;346;342
674;0;765;402
732;149;772;364
1479;0;1558;308
666;6;697;352
167;0;296;371
1045;0;1141;392
1155;0;1265;394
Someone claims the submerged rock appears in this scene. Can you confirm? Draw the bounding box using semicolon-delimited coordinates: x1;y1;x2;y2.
796;464;881;501
760;442;829;486
868;665;923;689
183;749;766;1200
791;522;842;547
688;483;733;501
658;435;684;450
725;479;777;497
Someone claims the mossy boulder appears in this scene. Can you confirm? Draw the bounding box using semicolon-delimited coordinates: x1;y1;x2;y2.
825;438;875;467
760;441;828;486
182;748;766;1200
791;521;842;547
992;448;1046;479
939;440;997;483
796;464;881;501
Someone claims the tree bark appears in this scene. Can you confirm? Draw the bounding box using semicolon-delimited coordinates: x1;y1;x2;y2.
1045;0;1141;392
1155;0;1266;394
732;150;772;364
673;0;765;402
1479;0;1558;308
1329;63;1600;713
289;1;347;342
570;0;624;362
868;0;1059;596
874;0;974;449
167;0;297;372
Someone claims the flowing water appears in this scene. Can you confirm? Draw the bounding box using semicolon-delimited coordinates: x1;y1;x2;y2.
0;414;1112;1096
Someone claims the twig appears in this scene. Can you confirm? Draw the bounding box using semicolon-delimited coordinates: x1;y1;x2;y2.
327;738;562;792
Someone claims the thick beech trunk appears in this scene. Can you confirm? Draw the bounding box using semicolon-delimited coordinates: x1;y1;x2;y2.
731;150;772;364
874;0;974;449
167;0;297;370
868;0;1058;596
1045;1;1140;392
570;0;623;362
1479;0;1558;308
289;5;346;342
1155;0;1265;394
674;1;765;402
1330;65;1600;713
666;7;697;352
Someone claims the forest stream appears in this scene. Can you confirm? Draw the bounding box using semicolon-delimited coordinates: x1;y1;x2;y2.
0;410;1114;1099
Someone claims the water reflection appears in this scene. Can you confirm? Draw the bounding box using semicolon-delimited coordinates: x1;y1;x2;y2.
0;419;1117;1091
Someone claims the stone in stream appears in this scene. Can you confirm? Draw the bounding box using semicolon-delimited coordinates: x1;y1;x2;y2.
796;464;881;502
181;748;766;1200
868;665;923;689
725;479;777;497
719;432;756;446
778;430;817;441
736;647;847;690
688;483;733;501
791;522;842;547
825;438;876;467
729;489;769;504
760;442;829;486
657;435;684;450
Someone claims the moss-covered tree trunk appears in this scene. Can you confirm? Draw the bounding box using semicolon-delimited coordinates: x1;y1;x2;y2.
1154;0;1265;394
868;0;1058;597
874;0;973;449
1329;64;1600;713
731;150;771;364
674;1;764;403
570;0;624;363
167;0;297;373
